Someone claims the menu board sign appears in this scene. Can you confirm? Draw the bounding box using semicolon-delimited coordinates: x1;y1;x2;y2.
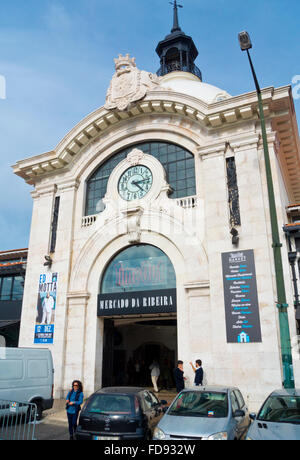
222;250;262;343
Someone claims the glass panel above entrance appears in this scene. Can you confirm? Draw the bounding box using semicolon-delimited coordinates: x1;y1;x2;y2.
98;245;176;317
101;245;176;294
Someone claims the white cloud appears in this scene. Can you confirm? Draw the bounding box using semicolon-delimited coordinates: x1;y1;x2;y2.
45;1;72;31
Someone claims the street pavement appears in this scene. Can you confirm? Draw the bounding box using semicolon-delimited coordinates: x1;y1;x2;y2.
34;389;177;441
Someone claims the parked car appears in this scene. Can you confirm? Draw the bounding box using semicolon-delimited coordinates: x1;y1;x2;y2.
75;387;168;440
0;347;54;420
246;389;300;440
153;385;250;440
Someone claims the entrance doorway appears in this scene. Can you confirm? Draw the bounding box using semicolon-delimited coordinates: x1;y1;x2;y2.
99;244;177;389
102;318;177;389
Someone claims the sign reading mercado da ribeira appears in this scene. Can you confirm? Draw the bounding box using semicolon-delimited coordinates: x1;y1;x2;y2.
98;254;177;317
222;250;262;344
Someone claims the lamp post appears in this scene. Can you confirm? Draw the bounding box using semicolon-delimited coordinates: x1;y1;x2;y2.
238;31;295;389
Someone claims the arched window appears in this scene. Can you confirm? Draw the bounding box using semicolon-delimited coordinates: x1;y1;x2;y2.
100;244;176;294
85;141;196;216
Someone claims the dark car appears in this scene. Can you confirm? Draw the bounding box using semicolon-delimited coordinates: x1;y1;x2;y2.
75;387;167;440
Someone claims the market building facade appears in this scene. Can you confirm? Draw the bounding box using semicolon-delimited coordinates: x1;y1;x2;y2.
13;9;300;408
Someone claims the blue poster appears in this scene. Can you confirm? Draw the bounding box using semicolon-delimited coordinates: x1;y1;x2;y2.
34;273;58;344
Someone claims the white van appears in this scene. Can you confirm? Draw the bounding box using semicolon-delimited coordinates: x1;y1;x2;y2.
0;347;54;419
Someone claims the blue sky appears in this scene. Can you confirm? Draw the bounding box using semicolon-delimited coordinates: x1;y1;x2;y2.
0;0;299;250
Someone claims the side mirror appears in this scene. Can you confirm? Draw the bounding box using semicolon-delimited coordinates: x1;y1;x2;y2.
160;400;167;405
233;409;245;418
249;413;256;421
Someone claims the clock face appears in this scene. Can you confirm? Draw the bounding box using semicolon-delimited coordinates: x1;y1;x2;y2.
118;165;153;201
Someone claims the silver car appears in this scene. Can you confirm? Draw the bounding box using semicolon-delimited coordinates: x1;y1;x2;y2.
153;386;250;440
246;389;300;440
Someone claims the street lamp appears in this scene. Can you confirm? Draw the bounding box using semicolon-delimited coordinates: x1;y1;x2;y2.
238;31;295;389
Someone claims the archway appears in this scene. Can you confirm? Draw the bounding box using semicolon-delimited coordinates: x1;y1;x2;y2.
98;244;177;388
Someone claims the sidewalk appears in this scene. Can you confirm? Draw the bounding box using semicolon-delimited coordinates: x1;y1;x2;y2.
43;389;178;424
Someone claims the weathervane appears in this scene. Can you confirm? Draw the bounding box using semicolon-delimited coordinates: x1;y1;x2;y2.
169;0;183;33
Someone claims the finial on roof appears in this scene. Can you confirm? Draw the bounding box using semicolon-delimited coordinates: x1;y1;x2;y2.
169;0;183;33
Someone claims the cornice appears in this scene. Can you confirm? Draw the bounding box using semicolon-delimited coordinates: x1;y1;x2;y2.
12;85;299;201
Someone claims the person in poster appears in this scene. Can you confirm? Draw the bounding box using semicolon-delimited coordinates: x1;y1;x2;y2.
41;292;55;325
34;272;58;344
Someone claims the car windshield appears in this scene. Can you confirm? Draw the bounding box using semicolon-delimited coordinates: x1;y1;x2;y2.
168;391;228;418
86;394;133;415
257;395;300;424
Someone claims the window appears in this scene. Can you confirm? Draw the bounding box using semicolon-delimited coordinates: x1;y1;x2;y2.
234;390;245;409
257;395;300;423
168;391;228;418
226;157;241;227
0;275;25;301
85;142;196;215
142;391;154;410
11;276;24;301
230;391;239;413
86;394;132;415
101;244;176;294
1;277;13;300
50;196;60;253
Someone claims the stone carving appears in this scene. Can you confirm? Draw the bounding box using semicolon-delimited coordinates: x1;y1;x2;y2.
105;54;160;111
126;148;145;166
121;206;143;244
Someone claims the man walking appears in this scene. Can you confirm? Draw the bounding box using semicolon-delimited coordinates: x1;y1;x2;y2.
149;359;160;393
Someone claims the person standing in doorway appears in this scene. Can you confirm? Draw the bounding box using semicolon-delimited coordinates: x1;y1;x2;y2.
190;359;204;386
149;359;160;393
173;360;186;393
66;380;84;440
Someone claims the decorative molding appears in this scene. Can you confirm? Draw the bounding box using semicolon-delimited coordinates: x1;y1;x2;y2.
67;291;90;306
12;84;300;201
184;280;210;290
121;206;143;244
126;148;145;166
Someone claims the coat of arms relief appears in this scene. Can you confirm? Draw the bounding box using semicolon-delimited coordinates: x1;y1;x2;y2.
105;54;161;111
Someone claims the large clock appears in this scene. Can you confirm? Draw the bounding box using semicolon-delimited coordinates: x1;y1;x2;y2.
118;165;153;201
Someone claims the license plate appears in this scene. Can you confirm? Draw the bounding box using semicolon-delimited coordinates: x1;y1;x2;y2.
93;436;120;440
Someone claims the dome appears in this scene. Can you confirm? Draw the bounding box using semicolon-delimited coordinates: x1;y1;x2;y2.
160;71;231;104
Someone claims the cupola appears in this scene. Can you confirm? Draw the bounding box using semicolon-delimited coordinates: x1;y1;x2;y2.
156;0;202;80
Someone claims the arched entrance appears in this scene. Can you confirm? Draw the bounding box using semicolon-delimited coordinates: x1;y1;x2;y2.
98;244;177;387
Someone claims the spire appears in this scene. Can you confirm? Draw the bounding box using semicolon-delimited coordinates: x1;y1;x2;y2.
170;0;182;33
155;1;202;80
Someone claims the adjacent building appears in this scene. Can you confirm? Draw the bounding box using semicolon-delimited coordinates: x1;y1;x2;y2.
0;248;27;347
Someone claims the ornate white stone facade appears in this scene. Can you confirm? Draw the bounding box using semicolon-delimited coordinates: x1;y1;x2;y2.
13;62;300;410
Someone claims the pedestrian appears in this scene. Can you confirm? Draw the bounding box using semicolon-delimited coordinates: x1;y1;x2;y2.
66;380;84;440
173;360;186;393
189;359;204;386
149;359;160;393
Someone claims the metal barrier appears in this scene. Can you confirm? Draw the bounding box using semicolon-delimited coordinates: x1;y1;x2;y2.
0;400;37;440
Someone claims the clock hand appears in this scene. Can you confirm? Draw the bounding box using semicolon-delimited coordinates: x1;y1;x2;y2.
132;178;150;185
131;181;144;191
